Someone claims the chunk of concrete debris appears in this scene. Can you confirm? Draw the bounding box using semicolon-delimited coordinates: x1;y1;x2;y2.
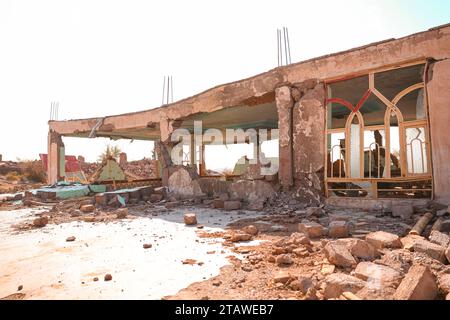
66;236;76;242
306;207;325;218
391;204;414;219
375;250;412;274
104;274;113;281
213;199;224;209
33;216;49;228
298;221;325;238
401;234;425;251
115;208;128;219
276;254;294;266
321;264;336;275
224;200;241;211
365;231;402;250
348;239;379;261
183;213;197;225
412;239;447;263
328;221;349;238
80;204;95;213
354;262;403;287
143;243;152;249
242;225;258;236
273;271;293;284
438;274;450;295
429;230;450;248
230;233;252;242
288;232;311;246
293;277;316;294
323;273;366;299
393;265;437;300
324;241;357;268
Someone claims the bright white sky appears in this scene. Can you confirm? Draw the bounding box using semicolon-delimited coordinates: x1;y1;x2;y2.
1;0;449;169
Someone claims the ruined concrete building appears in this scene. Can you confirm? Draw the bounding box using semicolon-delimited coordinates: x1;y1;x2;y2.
47;24;450;208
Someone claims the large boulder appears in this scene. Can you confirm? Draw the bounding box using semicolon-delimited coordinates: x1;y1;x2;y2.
324;241;357;268
393;265;438;300
354;262;403;288
323;273;366;299
366;231;402;250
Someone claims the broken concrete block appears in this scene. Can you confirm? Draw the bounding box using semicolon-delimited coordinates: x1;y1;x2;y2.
438;273;450;295
393;265;438;300
273;271;293;284
213;199;224;209
275;254;294;266
184;213;197;225
401;234;425;251
375;250;411;274
347;239;379;261
323;273;366;299
365;231;402;250
230;232;252;242
328;221;349;238
242;225;258;236
66;236;76;242
115;208;128;219
33;216;48;228
429;230;450;248
412;239;447;263
391;204;414;219
354;262;403;288
80;204;95;213
324;241;357;268
298;221;325;238
288;232;311;246
223;200;241;210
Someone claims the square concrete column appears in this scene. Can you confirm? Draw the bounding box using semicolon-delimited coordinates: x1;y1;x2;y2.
47;130;65;184
276;86;294;189
427;59;450;204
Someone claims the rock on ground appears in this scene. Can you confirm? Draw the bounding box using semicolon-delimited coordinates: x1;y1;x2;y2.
184;213;197;225
323;273;366;299
412;239;447;263
328;221;349;238
429;230;450;248
354;262;403;288
366;231;402;250
299;221;325;238
33;216;48;228
115;208;128;219
324;241;357;268
393;265;438;300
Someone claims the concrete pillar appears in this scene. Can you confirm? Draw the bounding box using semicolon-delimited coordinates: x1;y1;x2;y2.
276;86;294;189
427;59;450;204
190;133;197;168
292;82;325;205
47;130;65;184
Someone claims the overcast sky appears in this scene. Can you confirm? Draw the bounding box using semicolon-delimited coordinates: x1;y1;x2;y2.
1;0;449;167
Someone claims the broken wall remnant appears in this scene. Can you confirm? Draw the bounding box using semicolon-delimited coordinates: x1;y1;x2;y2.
292;80;325;205
167;166;205;199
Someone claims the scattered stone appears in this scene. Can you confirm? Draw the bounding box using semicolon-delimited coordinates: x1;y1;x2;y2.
429;230;450;248
412;239;447;263
115;208;128;219
224;200;241;211
83;216;95;223
304;287;318;300
296;277;317;294
17;285;23;291
391;204;414;219
32;216;48;228
365;231;402;250
80;204;95;213
212;280;222;286
393;265;437;300
196;225;204;229
328;221;349;238
321;264;335;275
66;236;76;242
276;254;294;266
104;274;113;281
241;264;253;272
354;262;403;287
230;233;252;242
183;213;197;225
324;241;357;268
306;207;324;218
401;234;425;251
143;243;152;249
242;225;258;236
298;221;325;238
323;273;366;299
375;250;412;274
288;232;311;246
93;277;99;282
273;271;293;284
182;259;197;265
438;274;450;294
292;248;309;257
348;239;379;261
